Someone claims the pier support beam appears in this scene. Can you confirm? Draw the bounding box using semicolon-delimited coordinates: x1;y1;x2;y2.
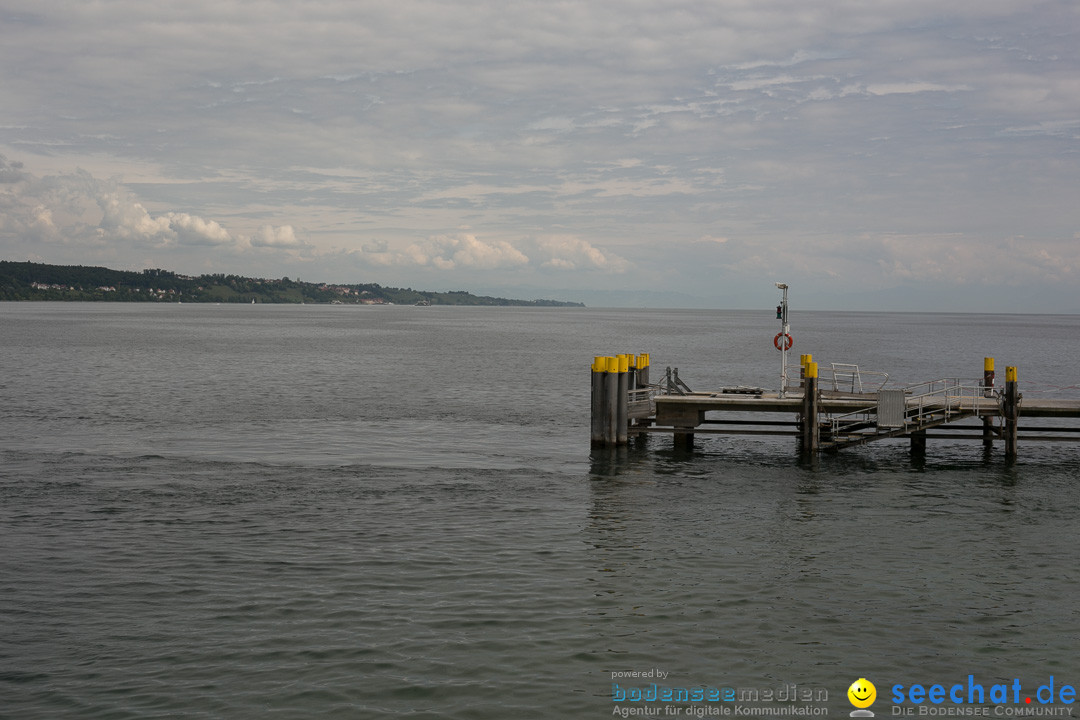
590;356;625;448
636;353;650;389
591;358;606;445
910;429;927;456
674;427;695;451
983;357;995;450
1004;366;1020;460
801;362;819;454
590;354;639;448
606;359;620;446
616;355;629;446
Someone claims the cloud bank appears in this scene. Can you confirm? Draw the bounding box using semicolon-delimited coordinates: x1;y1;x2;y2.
1;1;1078;309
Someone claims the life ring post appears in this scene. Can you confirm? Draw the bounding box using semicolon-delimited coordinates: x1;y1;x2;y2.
774;282;791;398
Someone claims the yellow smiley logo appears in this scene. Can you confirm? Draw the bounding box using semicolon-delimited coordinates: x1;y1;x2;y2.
848;678;876;709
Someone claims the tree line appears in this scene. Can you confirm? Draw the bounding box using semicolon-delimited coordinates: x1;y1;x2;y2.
0;261;584;306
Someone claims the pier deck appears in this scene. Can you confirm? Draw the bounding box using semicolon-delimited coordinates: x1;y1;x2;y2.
592;353;1080;459
643;389;1080;455
653;392;1080;423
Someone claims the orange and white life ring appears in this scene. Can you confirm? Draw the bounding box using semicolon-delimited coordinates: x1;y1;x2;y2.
773;332;794;351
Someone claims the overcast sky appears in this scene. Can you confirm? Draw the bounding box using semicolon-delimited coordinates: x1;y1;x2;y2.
1;1;1077;310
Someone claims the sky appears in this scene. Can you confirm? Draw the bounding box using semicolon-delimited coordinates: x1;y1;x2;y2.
1;1;1078;311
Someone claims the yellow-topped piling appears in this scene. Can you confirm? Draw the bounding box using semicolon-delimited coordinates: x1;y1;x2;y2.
1003;366;1019;459
980;357;996;447
801;360;820;453
592;351;650;447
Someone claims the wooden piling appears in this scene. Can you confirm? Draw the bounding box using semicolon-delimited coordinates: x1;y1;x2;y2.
604;357;619;446
591;353;640;448
1004;366;1019;460
983;357;995;450
616;355;629;445
910;429;927;456
636;353;650;389
590;356;606;446
801;361;819;453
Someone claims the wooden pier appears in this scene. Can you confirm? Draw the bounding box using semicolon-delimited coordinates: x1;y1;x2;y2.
591;354;1080;460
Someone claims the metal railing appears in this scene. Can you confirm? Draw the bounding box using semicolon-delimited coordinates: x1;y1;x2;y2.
627;386;662;419
819;363;890;394
904;378;997;426
828;378;997;438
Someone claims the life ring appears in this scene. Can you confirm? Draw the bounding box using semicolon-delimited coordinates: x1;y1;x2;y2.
774;332;794;351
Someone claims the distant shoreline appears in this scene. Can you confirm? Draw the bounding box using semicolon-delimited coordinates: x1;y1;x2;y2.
0;260;585;307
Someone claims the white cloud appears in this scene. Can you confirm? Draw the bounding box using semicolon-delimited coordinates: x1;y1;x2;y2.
249;224;303;249
0;157;301;259
531;235;629;273
97;192;173;243
403;233;529;270
167;213;233;246
865;82;971;96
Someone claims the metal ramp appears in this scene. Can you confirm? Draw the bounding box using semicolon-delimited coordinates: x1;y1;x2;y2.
821;378;998;451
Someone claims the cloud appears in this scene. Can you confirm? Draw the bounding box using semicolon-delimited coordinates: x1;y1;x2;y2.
249;224;303;249
865;82;971;96
3;2;1079;309
167;213;234;246
0;156;29;184
97;191;173;243
0;155;297;257
402;233;529;270
530;235;629;273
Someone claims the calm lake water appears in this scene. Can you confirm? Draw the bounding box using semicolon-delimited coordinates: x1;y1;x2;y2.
2;303;1079;719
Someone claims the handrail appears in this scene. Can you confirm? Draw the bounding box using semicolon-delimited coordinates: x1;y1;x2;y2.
828;378;998;437
819;363;890;393
627;386;659;419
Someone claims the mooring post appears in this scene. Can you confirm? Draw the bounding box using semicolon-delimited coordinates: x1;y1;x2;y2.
983;357;995;450
1004;366;1019;460
590;356;607;446
637;353;650;388
604;356;620;446
616;354;629;445
801;361;819;453
910;429;927;456
631;354;651;432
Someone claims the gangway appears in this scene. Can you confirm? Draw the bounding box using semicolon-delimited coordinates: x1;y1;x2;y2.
823;378;999;451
